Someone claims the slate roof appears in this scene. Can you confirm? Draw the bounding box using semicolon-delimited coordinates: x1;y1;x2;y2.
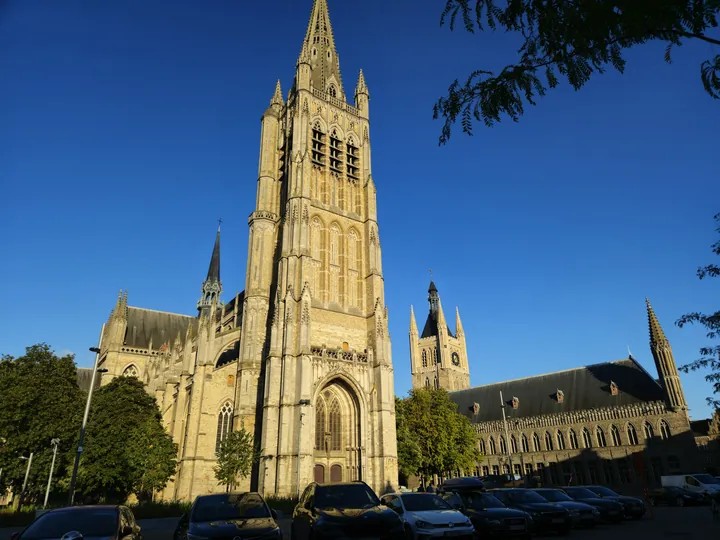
449;358;664;423
206;228;221;282
76;368;102;392
421;312;454;339
124;306;197;350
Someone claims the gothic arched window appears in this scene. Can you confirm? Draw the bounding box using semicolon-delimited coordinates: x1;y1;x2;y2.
582;428;592;448
610;424;622;446
425;377;430;388
544;431;553;451
329;397;342;451
499;436;507;454
215;402;233;453
532;432;540;452
122;365;138;378
659;419;671;440
644;421;655;439
479;439;486;454
315;398;326;450
521;434;529;453
556;431;566;450
569;429;579;449
330;225;340;265
422;350;428;368
347;229;358;270
510;435;518;454
627;423;639;445
328;84;337;98
489;437;496;455
596;426;607;447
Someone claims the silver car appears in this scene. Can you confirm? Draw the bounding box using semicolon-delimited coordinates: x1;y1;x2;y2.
381;492;474;540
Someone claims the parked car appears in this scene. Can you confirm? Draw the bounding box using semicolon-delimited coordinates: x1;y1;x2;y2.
583;485;646;519
173;492;281;540
291;481;405;540
531;488;600;527
10;505;141;540
560;486;624;522
440;488;531;539
488;488;572;535
647;486;706;506
380;492;474;539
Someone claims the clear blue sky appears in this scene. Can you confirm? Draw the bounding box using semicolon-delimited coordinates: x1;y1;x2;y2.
1;1;718;419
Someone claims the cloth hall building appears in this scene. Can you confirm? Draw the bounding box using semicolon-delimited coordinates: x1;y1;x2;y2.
410;283;702;488
94;0;398;500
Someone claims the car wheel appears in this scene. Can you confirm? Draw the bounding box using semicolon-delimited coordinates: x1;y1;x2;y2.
676;496;685;507
404;524;414;540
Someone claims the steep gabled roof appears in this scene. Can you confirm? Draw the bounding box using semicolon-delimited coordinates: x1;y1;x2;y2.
449;358;663;423
124;306;197;350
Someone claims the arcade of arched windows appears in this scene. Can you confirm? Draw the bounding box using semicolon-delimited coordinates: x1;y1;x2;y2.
307;216;365;309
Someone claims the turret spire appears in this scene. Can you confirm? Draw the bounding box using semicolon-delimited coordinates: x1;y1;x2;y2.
410;305;418;336
646;298;688;412
198;224;223;316
270;80;284;107
299;0;344;97
455;307;465;338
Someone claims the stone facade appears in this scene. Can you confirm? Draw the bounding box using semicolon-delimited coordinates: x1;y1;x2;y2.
411;291;702;490
96;0;398;501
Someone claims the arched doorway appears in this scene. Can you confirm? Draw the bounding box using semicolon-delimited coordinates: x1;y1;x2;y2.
313;378;361;482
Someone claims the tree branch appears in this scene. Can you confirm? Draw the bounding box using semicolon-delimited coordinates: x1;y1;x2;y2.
680;32;720;46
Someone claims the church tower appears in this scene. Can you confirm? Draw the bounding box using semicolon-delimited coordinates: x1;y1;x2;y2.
410;281;470;391
197;224;222;316
646;298;689;413
235;0;397;497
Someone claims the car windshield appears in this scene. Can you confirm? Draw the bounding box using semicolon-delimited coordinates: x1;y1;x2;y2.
588;486;619;497
460;492;505;510
693;474;720;485
401;494;452;512
20;509;118;540
506;490;548;503
535;490;572;502
315;484;380;510
564;487;598;499
192;493;270;522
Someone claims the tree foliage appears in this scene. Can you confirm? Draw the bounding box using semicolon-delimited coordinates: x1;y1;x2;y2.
677;212;720;409
213;428;256;490
0;344;84;502
434;0;720;143
78;376;177;502
395;388;481;479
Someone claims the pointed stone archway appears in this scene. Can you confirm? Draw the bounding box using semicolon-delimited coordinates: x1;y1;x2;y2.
313;378;361;483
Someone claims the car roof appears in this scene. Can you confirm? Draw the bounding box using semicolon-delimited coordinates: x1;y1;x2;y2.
46;506;121;513
441;477;484;488
315;481;368;488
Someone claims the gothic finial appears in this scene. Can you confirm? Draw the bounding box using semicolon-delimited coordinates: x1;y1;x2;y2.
646;297;668;349
270;80;284;106
455;307;465;337
409;305;418;335
355;69;369;96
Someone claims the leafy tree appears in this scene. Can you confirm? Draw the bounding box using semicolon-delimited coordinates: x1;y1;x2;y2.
0;344;83;503
434;0;720;143
214;428;256;491
395;388;481;480
77;376;177;502
677;212;720;409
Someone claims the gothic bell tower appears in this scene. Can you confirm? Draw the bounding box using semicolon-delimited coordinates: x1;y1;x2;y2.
410;281;470;391
234;0;397;497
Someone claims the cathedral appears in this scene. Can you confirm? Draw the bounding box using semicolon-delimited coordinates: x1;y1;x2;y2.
410;282;703;489
95;0;398;500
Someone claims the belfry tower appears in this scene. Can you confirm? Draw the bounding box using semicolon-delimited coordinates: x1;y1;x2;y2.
410;281;470;391
646;298;689;414
235;0;397;496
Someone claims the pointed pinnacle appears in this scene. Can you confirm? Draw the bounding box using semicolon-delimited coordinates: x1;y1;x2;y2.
270;80;284;106
646;297;669;347
356;69;369;95
455;306;465;336
410;305;418;333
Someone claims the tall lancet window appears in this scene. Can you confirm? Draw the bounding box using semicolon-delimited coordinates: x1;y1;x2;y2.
310;218;322;295
329;225;340;303
347;230;357;270
216;402;233;453
330;225;340;265
422;350;428;368
315;398;326;450
329;397;342;451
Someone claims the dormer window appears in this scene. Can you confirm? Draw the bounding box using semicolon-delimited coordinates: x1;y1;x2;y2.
511;397;519;409
556;389;565;404
610;381;619;396
328;84;337;98
311;122;326;167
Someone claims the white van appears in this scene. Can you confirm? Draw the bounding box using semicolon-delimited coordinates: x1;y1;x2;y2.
661;474;720;497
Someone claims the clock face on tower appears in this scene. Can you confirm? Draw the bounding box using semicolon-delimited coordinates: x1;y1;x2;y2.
451;352;460;366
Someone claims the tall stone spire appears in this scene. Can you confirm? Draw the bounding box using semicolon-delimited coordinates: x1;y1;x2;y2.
299;0;345;98
455;307;465;338
197;224;223;316
646;298;688;412
409;305;418;336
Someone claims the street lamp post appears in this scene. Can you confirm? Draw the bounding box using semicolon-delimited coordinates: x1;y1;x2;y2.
67;324;105;506
19;453;34;509
499;391;514;479
44;438;61;508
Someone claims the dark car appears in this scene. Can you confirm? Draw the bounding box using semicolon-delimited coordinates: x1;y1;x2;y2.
560;486;624;522
488;489;572;535
440;489;531;539
531;488;599;528
174;492;281;540
291;481;404;540
647;486;706;507
583;485;646;519
10;505;141;540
